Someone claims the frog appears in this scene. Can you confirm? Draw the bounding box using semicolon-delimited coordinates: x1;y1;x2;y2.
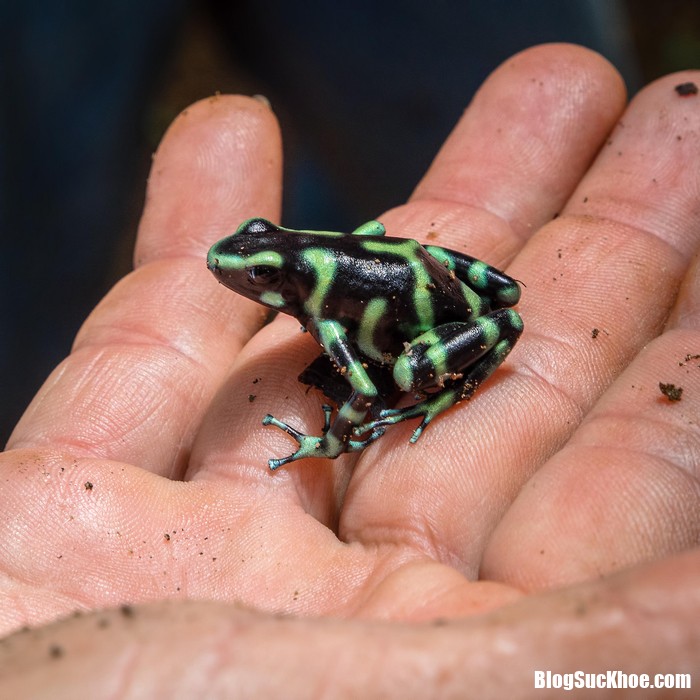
207;218;523;470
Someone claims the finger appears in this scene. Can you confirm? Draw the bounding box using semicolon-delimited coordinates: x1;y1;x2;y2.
483;222;700;590
8;96;282;476
342;63;700;575
379;43;626;261
134;95;281;265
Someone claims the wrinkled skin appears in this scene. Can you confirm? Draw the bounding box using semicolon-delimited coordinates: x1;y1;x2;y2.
1;45;699;698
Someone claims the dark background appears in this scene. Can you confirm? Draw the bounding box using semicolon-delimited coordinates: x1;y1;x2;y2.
1;0;699;443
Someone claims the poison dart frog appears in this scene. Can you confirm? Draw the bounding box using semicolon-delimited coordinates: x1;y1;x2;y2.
207;218;523;469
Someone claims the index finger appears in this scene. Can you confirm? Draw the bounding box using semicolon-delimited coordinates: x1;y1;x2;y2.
8;96;282;476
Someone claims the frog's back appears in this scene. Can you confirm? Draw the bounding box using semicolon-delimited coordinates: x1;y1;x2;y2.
302;233;474;359
318;232;458;291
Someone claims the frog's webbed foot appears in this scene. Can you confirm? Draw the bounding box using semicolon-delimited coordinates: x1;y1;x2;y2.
263;413;323;470
262;412;327;470
263;405;385;470
355;385;466;444
350;422;386;449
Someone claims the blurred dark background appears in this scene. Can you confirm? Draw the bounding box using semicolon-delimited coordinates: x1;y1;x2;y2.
1;0;699;444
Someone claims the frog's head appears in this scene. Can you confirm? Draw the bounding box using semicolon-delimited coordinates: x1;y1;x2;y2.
207;218;301;313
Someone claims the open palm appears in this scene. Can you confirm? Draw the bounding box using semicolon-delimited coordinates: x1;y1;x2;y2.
2;45;698;696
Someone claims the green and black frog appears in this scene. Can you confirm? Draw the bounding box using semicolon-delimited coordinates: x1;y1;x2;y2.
207;218;523;469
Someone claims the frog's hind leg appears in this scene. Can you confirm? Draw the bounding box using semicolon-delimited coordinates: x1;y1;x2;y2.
357;307;523;442
403;330;519;443
424;245;521;308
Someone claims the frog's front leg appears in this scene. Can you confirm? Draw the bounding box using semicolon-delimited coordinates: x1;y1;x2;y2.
263;319;382;470
358;308;523;442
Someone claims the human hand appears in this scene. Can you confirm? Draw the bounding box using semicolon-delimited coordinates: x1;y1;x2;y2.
1;44;698;696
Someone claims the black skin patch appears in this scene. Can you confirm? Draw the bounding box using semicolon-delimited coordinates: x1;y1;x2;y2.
299;353;398;420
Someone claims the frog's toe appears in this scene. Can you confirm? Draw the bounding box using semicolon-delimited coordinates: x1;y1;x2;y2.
353;419;381;435
262;413;303;439
359;407;414;431
355;398;448;443
409;418;430;443
350;424;385;446
268;453;296;470
320;404;333;434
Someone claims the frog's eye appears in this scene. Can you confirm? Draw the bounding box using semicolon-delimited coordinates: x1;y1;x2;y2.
246;265;281;286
